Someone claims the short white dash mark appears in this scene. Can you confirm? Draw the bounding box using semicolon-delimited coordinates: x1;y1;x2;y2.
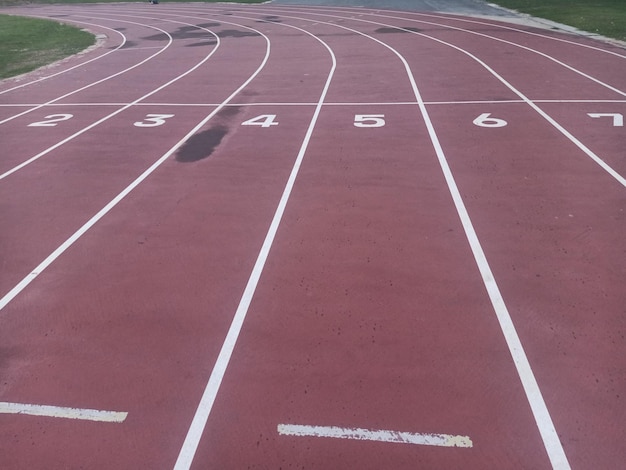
277;424;472;448
0;402;128;423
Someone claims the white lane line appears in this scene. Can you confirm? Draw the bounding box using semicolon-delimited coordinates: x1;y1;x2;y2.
0;21;126;97
277;424;473;448
0;17;169;126
0;402;127;423
254;9;572;469
267;6;626;188
0;21;263;312
4;99;624;109
0;15;221;181
172;16;336;470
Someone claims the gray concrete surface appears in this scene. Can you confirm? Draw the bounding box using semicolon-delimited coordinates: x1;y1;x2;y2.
270;0;518;17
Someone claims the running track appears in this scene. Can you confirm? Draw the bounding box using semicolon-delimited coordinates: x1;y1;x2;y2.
0;3;624;469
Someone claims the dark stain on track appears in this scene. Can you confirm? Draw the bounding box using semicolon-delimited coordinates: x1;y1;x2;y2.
143;24;221;42
176;126;228;163
217;29;261;38
256;15;282;23
175;107;242;163
375;26;422;34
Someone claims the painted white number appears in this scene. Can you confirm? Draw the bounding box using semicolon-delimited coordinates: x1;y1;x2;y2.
473;113;507;128
354;114;385;128
241;114;278;128
28;114;74;127
587;113;623;127
134;114;175;128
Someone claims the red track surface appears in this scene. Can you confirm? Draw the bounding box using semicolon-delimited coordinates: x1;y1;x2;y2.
0;3;624;469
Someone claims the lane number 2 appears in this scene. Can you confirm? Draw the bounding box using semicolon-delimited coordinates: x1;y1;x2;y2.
28;114;74;127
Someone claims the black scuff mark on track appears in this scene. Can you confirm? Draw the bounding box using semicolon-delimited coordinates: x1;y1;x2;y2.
375;26;422;34
143;25;218;42
187;41;218;47
197;22;221;28
175;107;242;163
120;41;138;49
217;29;261;38
218;106;242;119
256;15;282;23
176;126;228;163
315;32;358;37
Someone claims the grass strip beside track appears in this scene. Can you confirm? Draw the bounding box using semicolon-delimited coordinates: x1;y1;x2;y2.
0;1;266;80
0;15;95;79
494;0;626;41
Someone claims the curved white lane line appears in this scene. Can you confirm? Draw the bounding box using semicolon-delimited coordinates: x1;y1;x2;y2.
161;13;336;470
390;9;626;59
0;17;171;125
261;6;626;188
232;8;574;469
0;19;126;96
0;16;219;181
351;10;626;97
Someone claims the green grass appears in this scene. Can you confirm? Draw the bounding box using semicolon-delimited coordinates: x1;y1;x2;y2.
494;0;626;41
0;1;267;80
0;15;95;79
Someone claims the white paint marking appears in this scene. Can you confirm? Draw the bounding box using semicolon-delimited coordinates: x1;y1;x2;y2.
0;402;127;423
255;10;573;468
587;112;623;127
172;17;336;470
277;424;473;448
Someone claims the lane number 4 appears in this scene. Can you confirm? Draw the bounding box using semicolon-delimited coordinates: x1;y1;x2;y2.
241;114;279;128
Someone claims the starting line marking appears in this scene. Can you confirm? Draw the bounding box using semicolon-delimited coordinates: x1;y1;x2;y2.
0;402;128;423
277;424;473;448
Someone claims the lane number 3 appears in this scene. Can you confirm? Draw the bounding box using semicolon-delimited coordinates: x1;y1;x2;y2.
134;114;175;127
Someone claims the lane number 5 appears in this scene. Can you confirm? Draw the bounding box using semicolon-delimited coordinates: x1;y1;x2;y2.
354;114;385;128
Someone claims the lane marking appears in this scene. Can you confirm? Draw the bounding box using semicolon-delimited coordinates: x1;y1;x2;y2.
0;18;170;126
0;402;127;423
254;8;573;469
0;21;127;97
277;424;473;448
588;112;624;127
172;15;336;470
268;6;626;188
3;99;625;109
0;15;222;180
